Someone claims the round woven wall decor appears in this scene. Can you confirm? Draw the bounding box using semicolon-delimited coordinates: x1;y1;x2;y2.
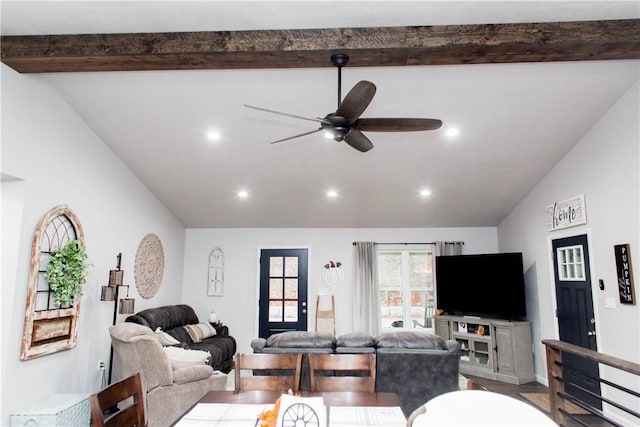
134;233;164;299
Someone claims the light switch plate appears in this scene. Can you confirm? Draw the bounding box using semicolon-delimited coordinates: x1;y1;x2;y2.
605;297;616;309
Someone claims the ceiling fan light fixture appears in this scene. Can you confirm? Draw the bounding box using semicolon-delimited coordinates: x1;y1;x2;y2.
246;53;442;152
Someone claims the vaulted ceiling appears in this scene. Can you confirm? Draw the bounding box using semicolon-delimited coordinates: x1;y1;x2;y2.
2;1;639;228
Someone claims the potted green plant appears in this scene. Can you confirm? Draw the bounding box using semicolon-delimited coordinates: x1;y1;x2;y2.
45;239;89;307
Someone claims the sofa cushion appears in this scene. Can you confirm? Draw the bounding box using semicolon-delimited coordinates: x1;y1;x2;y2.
172;365;215;384
126;304;199;331
375;331;448;350
265;331;335;349
251;338;267;351
336;332;375;348
183;323;217;343
335;332;376;353
155;327;180;346
164;346;210;370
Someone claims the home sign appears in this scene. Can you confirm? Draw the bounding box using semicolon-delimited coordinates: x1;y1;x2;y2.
546;194;586;231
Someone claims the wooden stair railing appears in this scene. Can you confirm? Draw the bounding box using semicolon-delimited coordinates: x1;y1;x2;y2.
542;339;640;427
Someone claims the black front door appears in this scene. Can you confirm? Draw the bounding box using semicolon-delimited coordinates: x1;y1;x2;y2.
258;248;308;338
551;234;602;409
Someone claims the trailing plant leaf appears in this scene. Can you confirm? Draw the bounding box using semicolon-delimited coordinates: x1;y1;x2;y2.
45;239;89;307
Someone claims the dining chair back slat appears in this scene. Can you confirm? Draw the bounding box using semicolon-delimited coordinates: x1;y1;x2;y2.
90;372;145;427
235;353;303;393
309;353;376;393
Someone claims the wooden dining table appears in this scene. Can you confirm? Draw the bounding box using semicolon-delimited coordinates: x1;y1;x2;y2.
175;390;406;426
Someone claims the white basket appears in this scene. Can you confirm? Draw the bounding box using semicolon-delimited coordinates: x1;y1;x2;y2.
10;394;90;426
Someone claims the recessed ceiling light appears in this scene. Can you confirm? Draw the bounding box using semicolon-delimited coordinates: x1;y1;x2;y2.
419;188;432;198
326;189;338;198
237;189;249;199
445;128;459;137
207;130;221;141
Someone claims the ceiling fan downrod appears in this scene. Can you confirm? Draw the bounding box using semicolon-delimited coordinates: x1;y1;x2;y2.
331;53;349;109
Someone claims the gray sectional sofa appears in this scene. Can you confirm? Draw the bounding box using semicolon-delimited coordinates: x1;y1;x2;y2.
251;330;460;416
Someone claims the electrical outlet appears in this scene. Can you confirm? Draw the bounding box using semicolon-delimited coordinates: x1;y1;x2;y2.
98;359;105;370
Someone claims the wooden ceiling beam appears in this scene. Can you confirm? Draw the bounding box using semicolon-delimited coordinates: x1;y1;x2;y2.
1;19;638;73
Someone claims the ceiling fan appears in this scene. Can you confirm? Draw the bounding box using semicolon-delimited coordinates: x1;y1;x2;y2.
244;53;443;153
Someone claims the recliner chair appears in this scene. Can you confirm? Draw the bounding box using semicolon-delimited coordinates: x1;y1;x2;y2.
109;322;227;427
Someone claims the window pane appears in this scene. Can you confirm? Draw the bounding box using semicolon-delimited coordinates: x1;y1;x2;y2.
284;301;298;322
269;257;283;276
284;257;298;276
378;249;435;329
574;248;583;263
409;252;432;288
378;252;401;288
380;290;403;328
37;273;49;291
269;301;283;321
35;292;49;311
269;279;283;299
411;291;427;325
284;279;298;299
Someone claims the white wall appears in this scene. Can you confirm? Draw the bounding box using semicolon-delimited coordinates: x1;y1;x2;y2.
182;227;499;354
1;65;186;424
498;80;639;422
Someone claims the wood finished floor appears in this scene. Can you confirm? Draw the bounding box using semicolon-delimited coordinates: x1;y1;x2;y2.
464;374;610;426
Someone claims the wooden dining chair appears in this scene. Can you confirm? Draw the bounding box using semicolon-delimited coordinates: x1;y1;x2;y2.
90;372;145;427
309;353;376;392
234;353;303;393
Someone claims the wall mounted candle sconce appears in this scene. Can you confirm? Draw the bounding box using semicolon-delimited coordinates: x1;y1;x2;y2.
101;253;136;383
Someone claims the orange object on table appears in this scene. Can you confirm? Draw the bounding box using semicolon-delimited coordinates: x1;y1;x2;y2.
258;396;281;427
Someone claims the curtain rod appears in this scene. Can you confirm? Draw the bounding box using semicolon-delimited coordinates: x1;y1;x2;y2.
352;241;464;246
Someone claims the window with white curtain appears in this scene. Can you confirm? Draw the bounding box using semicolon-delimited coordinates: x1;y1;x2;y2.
377;246;434;329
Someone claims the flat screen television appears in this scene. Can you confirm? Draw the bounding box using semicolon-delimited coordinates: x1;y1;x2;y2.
435;252;526;320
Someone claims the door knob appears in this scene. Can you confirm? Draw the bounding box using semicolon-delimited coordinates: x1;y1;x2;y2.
302;309;307;314
587;331;596;336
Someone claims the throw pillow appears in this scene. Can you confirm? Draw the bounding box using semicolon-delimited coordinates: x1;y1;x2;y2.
163;346;210;370
183;323;217;343
155;327;180;346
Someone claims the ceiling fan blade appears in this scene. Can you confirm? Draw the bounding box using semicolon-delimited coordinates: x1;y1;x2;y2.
336;81;377;123
344;130;374;152
245;104;322;123
270;128;323;144
355;118;443;132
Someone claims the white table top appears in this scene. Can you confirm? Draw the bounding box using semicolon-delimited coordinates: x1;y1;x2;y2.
175;401;406;427
411;390;557;426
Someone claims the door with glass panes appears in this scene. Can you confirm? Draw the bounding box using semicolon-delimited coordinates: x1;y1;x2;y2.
258;248;308;338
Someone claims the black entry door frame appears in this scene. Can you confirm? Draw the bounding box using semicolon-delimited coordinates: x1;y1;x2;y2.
548;231;602;409
257;247;309;338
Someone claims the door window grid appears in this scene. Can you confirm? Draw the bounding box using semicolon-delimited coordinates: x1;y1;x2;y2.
268;256;299;322
557;245;585;281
